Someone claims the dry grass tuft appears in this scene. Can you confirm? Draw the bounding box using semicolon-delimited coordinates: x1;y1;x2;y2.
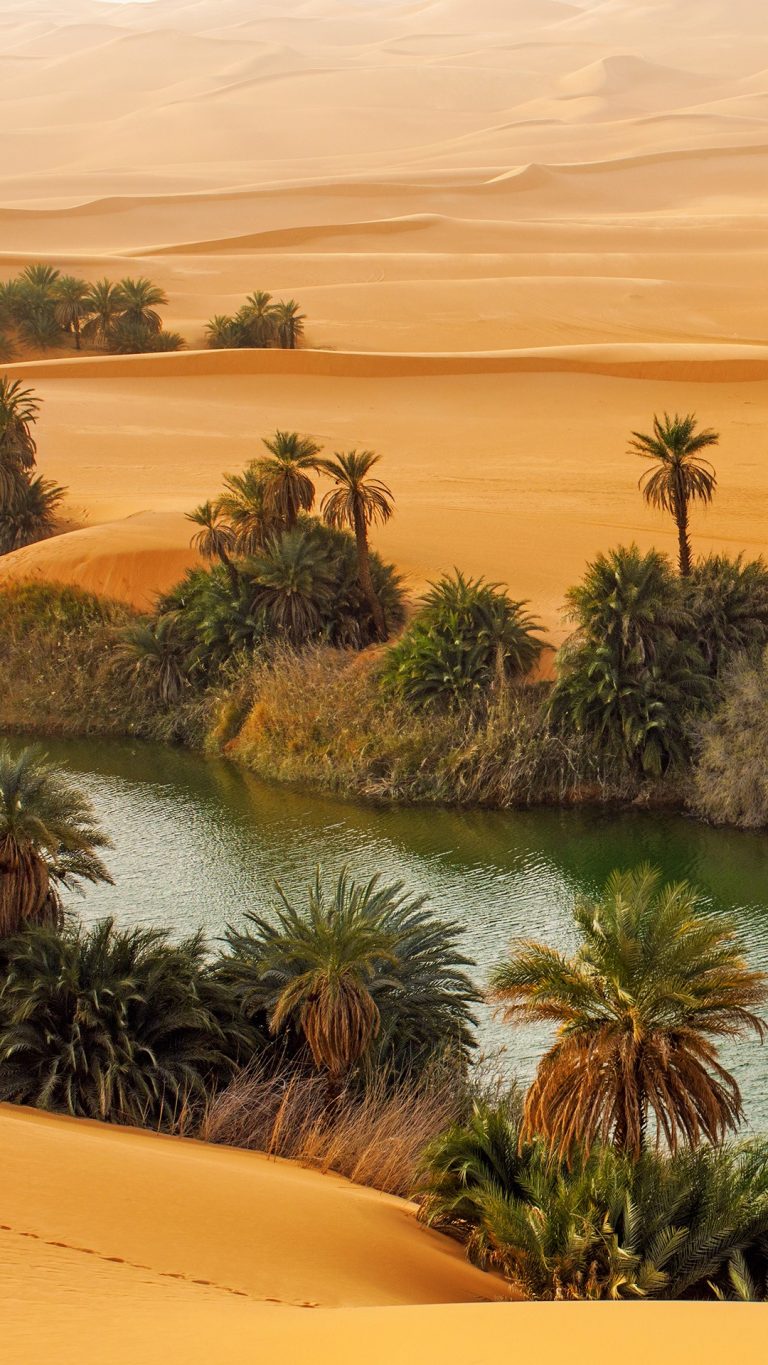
197;1062;460;1198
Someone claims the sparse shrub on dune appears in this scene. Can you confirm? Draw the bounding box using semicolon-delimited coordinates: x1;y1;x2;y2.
198;1060;460;1198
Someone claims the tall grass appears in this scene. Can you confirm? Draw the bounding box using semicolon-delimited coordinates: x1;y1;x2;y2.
197;1062;460;1197
230;645;638;806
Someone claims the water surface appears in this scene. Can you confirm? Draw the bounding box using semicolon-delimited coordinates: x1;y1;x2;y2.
10;736;768;1128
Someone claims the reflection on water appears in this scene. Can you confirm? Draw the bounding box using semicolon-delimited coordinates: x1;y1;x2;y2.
7;735;768;1128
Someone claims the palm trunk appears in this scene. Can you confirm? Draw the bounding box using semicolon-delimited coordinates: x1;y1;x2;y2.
219;548;239;594
354;509;387;641
675;499;691;577
74;318;81;351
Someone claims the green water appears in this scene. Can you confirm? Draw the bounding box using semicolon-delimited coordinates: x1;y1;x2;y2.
9;736;768;1128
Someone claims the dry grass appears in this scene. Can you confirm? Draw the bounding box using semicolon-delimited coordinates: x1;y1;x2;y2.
197;1062;461;1198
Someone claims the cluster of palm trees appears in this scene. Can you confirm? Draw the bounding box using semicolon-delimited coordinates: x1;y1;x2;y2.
185;432;396;643
112;435;401;701
0;264;183;356
205;291;305;351
0;378;65;555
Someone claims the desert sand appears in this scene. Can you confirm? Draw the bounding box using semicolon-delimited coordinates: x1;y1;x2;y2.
1;0;768;632
1;1102;760;1365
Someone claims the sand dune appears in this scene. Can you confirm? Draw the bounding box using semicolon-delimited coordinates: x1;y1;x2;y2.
1;0;767;628
1;1103;762;1365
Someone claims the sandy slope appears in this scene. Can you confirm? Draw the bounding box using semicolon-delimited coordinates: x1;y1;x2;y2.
1;0;768;614
1;1103;763;1365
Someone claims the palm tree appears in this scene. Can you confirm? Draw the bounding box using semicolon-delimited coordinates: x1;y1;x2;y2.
18;264;60;293
53;275;93;350
217;463;271;555
0;474;66;555
82;279;124;348
490;865;767;1162
246;527;335;645
238;290;278;347
219;869;478;1083
115;277;168;334
0;377;39;506
630;413;719;577
257;430;322;530
205;314;242;349
0;743;113;936
187;500;238;590
273;299;306;349
319;449;394;641
112;614;190;707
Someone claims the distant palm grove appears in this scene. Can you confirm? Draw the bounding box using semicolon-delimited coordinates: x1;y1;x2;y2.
0;263;308;358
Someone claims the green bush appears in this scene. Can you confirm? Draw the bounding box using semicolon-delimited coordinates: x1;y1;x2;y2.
215;868;479;1082
417;1098;768;1299
551;545;712;778
0;919;259;1127
384;571;543;711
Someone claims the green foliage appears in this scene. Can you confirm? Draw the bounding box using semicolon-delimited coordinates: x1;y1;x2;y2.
417;1098;768;1299
683;554;768;675
0;265;183;355
551;545;711;778
0;474;65;554
0;919;254;1126
385;571;543;710
205;290;306;350
217;868;479;1081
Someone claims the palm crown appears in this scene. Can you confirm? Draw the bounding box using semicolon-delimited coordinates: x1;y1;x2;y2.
257;430;322;529
0;744;113;935
630;413;718;576
490;865;766;1161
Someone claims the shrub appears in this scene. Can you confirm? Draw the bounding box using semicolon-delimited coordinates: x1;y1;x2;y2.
198;1061;459;1197
0;919;257;1127
384;571;543;710
416;1098;768;1300
691;647;768;827
551;545;711;778
683;554;768;675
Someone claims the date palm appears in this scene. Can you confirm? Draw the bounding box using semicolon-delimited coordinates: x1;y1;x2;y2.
53;275;93;350
0;743;113;936
273;299;305;349
0;474;65;555
82;279;124;348
0;377;39;506
319;449;394;640
238;290;278;347
187;500;238;590
490;865;767;1162
630;413;719;577
246;526;335;645
257;430;322;530
115;277;168;334
217;463;271;555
